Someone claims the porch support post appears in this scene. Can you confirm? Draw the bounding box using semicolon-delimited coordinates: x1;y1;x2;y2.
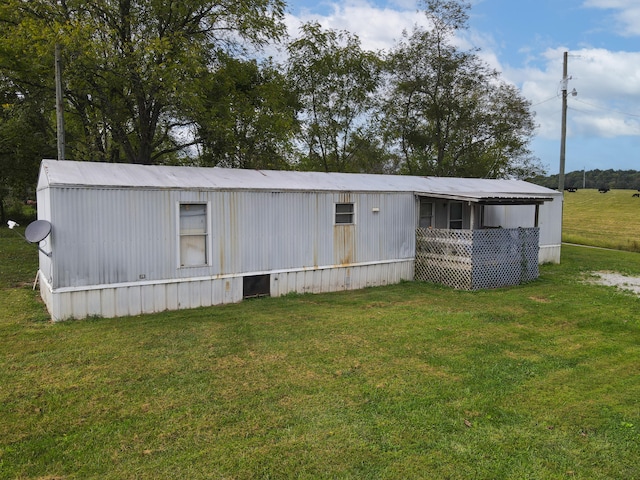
470;202;475;230
534;204;540;227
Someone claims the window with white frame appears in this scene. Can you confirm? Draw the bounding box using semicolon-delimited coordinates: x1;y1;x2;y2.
335;203;355;224
179;203;208;266
419;198;433;228
449;202;463;229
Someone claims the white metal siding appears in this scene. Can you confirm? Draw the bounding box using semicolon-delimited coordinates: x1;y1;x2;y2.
46;187;416;290
47;188;175;288
483;204;537;228
537;198;563;251
36;186;54;286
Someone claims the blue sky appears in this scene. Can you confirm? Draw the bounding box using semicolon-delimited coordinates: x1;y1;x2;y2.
283;0;640;175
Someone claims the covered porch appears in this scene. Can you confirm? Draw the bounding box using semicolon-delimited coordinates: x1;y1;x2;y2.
414;189;553;290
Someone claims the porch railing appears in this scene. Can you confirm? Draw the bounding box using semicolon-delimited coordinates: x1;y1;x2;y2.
415;227;540;290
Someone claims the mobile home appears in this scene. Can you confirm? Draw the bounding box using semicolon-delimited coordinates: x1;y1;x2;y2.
35;160;561;321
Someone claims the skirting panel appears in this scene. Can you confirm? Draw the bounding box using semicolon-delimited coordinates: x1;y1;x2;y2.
40;274;243;321
538;244;561;264
40;260;415;321
271;261;414;297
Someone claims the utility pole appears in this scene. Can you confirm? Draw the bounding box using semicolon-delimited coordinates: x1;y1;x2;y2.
558;51;568;192
55;43;65;161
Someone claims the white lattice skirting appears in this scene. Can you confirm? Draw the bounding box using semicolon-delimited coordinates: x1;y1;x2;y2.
415;227;540;290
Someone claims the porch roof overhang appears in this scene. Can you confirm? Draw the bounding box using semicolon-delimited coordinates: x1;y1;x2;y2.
415;191;553;205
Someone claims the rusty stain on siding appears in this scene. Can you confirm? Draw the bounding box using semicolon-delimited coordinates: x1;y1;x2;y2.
228;192;238;273
338;192;352;203
334;225;355;265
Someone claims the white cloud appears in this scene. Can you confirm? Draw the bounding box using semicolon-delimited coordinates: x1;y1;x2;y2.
285;1;502;63
582;0;640;36
515;48;640;140
576;115;640;137
285;1;428;53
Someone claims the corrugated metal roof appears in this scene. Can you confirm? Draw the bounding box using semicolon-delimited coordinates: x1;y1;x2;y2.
38;159;558;203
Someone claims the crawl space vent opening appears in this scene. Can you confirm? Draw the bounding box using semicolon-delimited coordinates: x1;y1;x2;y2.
243;274;270;298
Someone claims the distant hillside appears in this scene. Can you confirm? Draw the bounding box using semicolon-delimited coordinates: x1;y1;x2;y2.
528;169;640;190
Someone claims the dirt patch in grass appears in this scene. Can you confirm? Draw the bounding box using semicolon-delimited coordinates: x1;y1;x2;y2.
528;296;551;303
586;271;640;297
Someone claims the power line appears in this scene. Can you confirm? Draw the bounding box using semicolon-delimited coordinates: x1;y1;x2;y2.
572;97;640;118
530;95;558;107
531;87;640;119
567;105;592;115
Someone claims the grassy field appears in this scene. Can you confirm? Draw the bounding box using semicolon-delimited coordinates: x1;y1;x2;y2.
1;225;640;479
562;189;640;252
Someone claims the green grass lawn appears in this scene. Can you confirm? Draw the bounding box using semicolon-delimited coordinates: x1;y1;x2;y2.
563;189;640;252
1;226;640;479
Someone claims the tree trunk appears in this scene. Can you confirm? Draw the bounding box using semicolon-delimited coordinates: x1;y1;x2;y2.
0;194;6;225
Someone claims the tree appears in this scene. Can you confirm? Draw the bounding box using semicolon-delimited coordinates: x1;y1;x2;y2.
287;22;382;173
0;77;56;224
185;55;299;169
530;169;640;190
380;0;543;178
0;0;287;165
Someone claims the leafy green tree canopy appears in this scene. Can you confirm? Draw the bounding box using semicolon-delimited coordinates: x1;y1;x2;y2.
530;169;640;191
0;0;287;165
287;22;382;173
185;55;299;170
380;0;543;178
0;79;55;223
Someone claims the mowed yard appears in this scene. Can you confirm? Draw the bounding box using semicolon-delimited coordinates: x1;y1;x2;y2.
1;198;640;479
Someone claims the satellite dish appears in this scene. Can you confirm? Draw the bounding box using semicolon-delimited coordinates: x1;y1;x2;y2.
25;220;52;244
